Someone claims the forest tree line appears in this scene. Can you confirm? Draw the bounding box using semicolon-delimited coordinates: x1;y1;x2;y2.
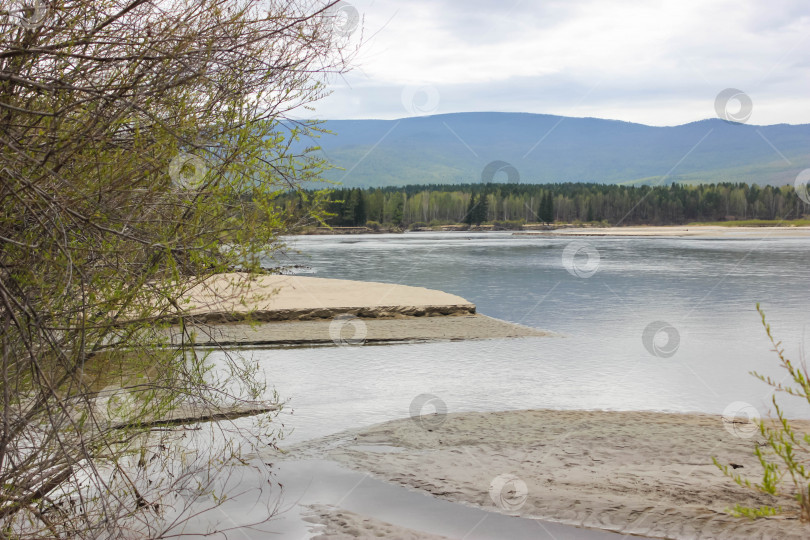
283;182;810;228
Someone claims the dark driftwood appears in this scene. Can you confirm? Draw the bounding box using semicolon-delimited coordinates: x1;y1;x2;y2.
113;403;279;430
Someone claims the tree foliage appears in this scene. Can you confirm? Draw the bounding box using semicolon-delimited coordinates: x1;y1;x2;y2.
538;192;554;224
300;182;810;228
0;0;351;537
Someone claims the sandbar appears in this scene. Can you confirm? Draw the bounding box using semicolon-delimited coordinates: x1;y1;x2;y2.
166;274;547;346
299;409;810;539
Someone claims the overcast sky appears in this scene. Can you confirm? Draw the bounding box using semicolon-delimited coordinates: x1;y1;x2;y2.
312;0;810;126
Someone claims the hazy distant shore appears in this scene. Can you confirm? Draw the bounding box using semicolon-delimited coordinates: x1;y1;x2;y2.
518;225;810;238
298;409;810;540
297;224;810;238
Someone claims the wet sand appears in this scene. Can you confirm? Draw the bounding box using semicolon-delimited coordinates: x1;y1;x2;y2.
269;458;629;540
168;314;549;346
298;409;810;539
304;505;452;540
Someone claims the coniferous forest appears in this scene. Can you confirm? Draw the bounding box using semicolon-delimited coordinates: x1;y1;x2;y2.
283;182;810;229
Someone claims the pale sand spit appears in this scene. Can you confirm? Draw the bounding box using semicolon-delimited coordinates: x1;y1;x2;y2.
165;274;547;345
304;409;810;540
303;504;451;540
179;274;475;322
515;225;810;238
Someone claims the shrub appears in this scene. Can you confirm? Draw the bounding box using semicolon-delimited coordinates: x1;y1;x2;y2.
715;304;810;521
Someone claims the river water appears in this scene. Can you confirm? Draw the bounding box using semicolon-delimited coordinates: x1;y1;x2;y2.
197;231;810;538
252;232;810;445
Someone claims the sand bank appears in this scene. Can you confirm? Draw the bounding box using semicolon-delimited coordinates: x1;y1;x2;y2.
167;314;547;346
167;274;546;345
301;409;810;539
515;225;810;238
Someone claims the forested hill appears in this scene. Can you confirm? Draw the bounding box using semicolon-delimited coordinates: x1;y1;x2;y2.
300;112;810;188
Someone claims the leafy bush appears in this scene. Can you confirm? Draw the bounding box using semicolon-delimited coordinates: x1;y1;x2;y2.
728;504;782;520
0;0;350;536
715;304;810;521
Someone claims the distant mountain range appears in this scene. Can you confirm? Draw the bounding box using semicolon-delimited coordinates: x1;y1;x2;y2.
297;112;810;188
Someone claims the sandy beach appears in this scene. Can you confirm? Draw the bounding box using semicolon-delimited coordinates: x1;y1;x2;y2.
296;409;810;539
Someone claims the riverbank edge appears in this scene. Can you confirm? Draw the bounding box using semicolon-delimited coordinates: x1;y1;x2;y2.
168;314;550;347
295;224;810;236
515;225;810;237
181;303;476;324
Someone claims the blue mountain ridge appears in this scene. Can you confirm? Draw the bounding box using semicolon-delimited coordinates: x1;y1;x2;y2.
292;112;810;188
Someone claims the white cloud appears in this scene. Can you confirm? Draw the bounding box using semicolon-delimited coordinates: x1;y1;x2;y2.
312;0;810;125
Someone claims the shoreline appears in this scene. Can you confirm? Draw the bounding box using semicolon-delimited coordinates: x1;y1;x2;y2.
169;314;549;347
515;225;810;238
293;409;810;540
304;504;452;540
295;224;810;238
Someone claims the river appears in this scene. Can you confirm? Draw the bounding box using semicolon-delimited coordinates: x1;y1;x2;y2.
194;231;810;539
261;232;810;444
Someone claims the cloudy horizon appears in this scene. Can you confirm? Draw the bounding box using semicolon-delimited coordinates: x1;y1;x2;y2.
312;0;810;126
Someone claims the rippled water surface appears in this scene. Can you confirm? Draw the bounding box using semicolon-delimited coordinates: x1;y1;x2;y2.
233;232;810;444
